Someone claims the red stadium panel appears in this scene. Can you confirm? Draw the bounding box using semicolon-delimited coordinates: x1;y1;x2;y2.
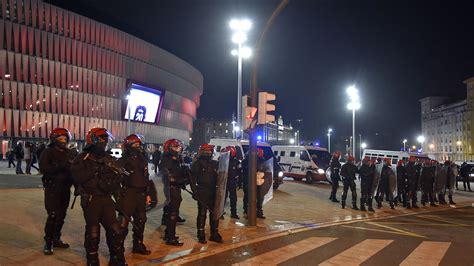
0;50;5;77
8;0;15;22
41;31;47;59
18;82;24;110
44;3;50;32
0;20;4;52
73;91;78;115
47;32;53;60
51;6;57;33
34;29;40;56
54;61;60;88
59;36;65;62
60;63;66;88
44;86;50;112
91;46;97;70
67;90;72;114
90;20;96;45
85;18;90;43
38;1;44;30
38;84;43;112
71;39;76;65
65;37;71;63
79;116;85;139
63;9;69;37
57;8;62;34
11;81;17;109
80;16;85;42
69;12;74;39
7;51;13;80
20;25;27;54
53;35;59;61
41;58;47;86
46;113;52;136
74;13;80;40
61;88;67;114
5;21;12;51
14;53;21;81
76;41;82;66
48;60;54;86
25;84;31;110
92;70;97;95
54;87;60;113
82;42;87;68
31;0;37;28
87;44;92;69
71;65;77;90
78;91;83;116
35;54;41;84
13;110;20;137
77;67;82;91
1;0;7;20
51;113;58;131
22;55;28;83
5;109;12;137
28;56;34;82
27;27;34;55
20;110;26;137
31;84;37;111
49;87;55;113
24;0;31;25
3;80;10;109
66;64;72;89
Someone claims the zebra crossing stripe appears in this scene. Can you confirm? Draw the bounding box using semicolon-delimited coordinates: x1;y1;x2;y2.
232;237;336;266
319;239;393;265
400;241;451;266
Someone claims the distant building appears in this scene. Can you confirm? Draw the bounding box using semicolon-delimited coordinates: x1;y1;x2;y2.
263;116;299;145
420;77;474;162
190;118;233;150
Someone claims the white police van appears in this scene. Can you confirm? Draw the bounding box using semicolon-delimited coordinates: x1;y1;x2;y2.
272;145;331;184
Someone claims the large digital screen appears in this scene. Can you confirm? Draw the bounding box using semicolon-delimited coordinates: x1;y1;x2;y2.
123;82;164;124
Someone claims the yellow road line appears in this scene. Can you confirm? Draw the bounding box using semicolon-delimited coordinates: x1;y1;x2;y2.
416;215;469;226
319;239;393;266
372;222;467;227
400;241;451;266
366;222;427;238
232;237;336;266
341;225;426;238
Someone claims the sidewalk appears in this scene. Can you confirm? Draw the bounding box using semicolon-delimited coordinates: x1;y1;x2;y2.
0;167;473;265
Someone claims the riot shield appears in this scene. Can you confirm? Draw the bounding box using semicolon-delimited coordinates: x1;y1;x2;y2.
145;180;158;212
325;168;332;183
213;151;230;221
159;169;171;207
258;157;274;206
388;167;397;197
371;163;383;197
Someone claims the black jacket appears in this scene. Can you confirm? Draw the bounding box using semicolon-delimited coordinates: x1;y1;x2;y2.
159;153;187;186
118;151;149;189
39;145;74;185
358;163;374;181
228;157;242;184
191;156;218;190
340;162;358;181
330;158;341;175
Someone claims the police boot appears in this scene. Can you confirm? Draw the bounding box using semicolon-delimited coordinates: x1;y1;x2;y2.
166;237;183;246
257;209;266;219
197;229;207;244
109;254;127;266
209;219;223;243
438;194;447;205
53;239;70;249
352;203;359;211
332;198;340;203
86;253;100;266
231;212;240;219
359;199;366;211
177;216;186;223
389;202;395;210
448;195;456;205
341;201;346;209
132;241;151;255
430;201;437;207
43;241;53;255
367;199;375;212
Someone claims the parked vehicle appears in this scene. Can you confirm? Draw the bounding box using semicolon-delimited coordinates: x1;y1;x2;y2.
272;145;330;184
209;138;284;190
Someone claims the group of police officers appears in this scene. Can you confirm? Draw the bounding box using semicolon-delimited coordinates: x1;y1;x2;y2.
328;151;458;211
39;127;256;266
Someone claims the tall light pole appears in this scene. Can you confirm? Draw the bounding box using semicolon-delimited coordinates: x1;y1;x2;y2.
327;128;332;153
346;85;360;159
230;19;252;139
403;139;407;151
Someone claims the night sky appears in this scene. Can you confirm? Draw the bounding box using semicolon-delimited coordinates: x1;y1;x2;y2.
47;0;474;150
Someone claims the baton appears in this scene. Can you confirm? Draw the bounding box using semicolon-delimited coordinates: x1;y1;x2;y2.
182;187;214;214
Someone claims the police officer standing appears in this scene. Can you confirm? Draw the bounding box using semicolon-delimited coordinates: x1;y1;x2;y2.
405;157;419;208
191;144;223;244
396;160;408;207
72;128;126;266
376;158;395;209
116;134;151;255
159;139;186;246
329;151;342;203
358;157;375;212
221;146;241;219
340;155;359;210
40;128;75;255
241;148;268;218
420;160;437;207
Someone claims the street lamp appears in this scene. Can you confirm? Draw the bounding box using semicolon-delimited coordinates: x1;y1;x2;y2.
403;139;408;151
327;128;332;153
346;85;360;159
360;142;367;159
290;138;295;145
417;135;425;151
230;18;252;139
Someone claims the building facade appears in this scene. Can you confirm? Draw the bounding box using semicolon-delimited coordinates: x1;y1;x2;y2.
263;116;299;145
190;118;233;150
420;77;474;162
0;0;203;154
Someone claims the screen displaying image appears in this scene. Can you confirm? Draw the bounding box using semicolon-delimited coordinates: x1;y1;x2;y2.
124;83;163;124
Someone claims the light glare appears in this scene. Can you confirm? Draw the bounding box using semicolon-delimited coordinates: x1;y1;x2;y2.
232;32;247;44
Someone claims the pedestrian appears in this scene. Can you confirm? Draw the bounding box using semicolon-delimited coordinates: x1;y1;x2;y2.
30;143;40;172
159;139;186;246
340;155;359;210
460;162;472;191
358;157;375;212
221;146;241;219
376;158;395;209
396;160;408;207
37;143;46;159
190;144;223;244
116;134;151;255
72;128;127;266
152;146;162;174
40;128;75;255
24;142;32;174
420;160;437;207
6;148;15;168
447;161;457;204
14;141;24;174
328;151;342;203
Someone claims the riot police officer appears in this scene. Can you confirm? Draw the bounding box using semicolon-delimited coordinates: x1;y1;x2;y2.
221;146;241;219
72;128;126;266
405;157;419;208
396;160;408;207
329;151;342;203
159;139;187;246
420;160;437;207
358;157;375;212
340;155;358;210
191;144;223;244
40;128;75;255
376;158;395;209
116;134;151;255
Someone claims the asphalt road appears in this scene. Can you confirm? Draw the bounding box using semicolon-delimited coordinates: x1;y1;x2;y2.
0;173;43;189
184;206;474;266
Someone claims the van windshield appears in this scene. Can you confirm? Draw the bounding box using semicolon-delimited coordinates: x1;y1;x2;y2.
308;149;331;169
242;145;274;161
